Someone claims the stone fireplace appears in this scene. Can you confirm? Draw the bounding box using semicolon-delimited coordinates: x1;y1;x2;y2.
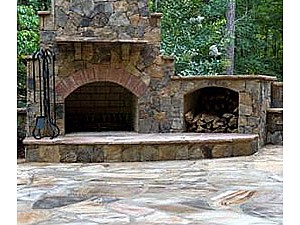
25;0;278;159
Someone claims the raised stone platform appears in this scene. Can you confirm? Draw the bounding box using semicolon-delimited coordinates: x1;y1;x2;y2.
24;132;258;163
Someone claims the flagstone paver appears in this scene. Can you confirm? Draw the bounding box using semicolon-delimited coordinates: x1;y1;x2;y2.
17;144;282;224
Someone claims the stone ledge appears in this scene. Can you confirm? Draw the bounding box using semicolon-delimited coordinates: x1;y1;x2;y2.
24;133;258;145
272;81;283;87
24;133;258;162
267;108;283;113
55;37;149;44
17;108;27;114
171;75;277;81
150;13;163;18
161;55;175;61
37;11;51;16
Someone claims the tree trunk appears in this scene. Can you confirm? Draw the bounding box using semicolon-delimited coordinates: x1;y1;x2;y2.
226;0;236;75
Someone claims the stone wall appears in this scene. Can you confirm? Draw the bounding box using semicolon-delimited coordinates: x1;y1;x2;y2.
51;0;160;42
27;141;258;162
25;134;258;163
17;108;27;158
38;0;162;46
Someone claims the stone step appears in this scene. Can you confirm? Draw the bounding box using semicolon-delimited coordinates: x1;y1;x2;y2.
24;132;258;163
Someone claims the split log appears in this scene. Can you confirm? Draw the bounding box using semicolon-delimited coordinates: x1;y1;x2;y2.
196;119;206;126
228;117;238;127
212;119;225;129
184;111;194;124
222;113;234;119
196;125;206;132
192;114;201;124
227;127;238;133
233;107;238;114
185;110;238;133
212;127;226;133
202;114;217;123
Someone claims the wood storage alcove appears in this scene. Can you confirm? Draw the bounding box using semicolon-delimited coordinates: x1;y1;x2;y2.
65;81;137;133
184;86;239;133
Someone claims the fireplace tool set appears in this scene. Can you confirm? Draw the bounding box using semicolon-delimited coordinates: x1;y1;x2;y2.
32;47;60;139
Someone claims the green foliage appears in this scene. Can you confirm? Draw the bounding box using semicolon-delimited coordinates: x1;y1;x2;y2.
17;4;40;106
149;0;228;76
17;0;51;10
234;0;283;80
148;0;282;80
17;5;39;55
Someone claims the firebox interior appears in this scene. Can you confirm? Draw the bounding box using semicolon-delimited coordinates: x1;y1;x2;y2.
65;81;137;133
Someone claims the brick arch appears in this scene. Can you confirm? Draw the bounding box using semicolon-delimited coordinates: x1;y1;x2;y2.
55;65;148;100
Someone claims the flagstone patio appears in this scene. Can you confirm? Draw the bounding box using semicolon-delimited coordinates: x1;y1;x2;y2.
17;144;282;225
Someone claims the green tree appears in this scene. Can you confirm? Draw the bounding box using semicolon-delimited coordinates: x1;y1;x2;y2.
234;0;283;80
225;0;236;74
149;0;228;76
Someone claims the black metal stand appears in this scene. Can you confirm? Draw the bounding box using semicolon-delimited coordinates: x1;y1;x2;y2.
32;47;60;139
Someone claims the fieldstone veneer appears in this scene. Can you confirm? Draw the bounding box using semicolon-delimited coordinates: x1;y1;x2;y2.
27;0;172;136
169;75;276;146
26;0;278;151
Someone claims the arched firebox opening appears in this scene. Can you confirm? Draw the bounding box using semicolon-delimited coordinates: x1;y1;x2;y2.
65;81;137;133
184;87;239;133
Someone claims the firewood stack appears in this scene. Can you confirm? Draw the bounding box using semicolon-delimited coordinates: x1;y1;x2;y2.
184;108;238;133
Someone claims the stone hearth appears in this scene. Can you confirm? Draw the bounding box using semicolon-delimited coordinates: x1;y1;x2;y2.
24;132;258;162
